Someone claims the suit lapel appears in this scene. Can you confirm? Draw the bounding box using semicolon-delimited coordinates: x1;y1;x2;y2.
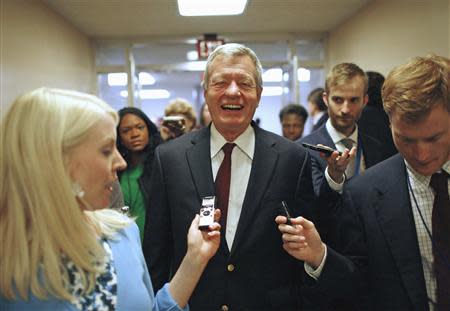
186;128;215;200
313;126;335;168
315;125;336;149
186;128;234;255
360;133;380;168
230;127;278;255
373;156;428;309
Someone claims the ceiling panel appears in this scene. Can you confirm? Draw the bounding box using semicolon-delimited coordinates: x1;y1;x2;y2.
41;0;372;41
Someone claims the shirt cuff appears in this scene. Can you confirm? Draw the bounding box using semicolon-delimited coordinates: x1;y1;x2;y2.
325;166;345;193
155;283;190;311
304;245;328;280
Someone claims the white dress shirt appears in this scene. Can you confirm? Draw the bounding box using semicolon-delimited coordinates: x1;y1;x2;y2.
325;119;366;192
406;160;450;311
210;123;254;249
313;111;326;126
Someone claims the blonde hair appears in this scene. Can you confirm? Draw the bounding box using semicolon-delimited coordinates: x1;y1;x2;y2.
382;55;450;122
325;62;368;94
164;98;197;130
0;88;130;301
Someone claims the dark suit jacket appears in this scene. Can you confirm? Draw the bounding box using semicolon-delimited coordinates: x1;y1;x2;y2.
358;105;397;158
312;113;328;132
143;123;316;310
299;124;391;196
334;154;429;310
298;124;393;262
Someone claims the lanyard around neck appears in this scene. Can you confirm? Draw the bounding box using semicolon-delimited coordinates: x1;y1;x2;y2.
354;135;363;176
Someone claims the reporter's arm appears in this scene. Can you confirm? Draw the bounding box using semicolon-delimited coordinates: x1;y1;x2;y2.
168;214;220;308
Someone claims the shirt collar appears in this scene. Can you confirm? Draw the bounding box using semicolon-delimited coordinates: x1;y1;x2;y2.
325;118;359;145
210;123;255;160
313;111;325;124
405;159;450;186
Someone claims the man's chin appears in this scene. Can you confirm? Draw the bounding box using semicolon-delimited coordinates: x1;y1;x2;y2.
411;162;440;176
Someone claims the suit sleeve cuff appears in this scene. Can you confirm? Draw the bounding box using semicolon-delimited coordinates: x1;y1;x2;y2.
325;167;345;193
304;245;328;280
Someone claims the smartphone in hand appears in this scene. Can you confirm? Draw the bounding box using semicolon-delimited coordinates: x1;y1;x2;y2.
301;142;342;156
281;201;292;225
162;116;186;138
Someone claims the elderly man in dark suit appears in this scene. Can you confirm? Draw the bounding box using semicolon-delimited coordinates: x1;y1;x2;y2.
278;55;450;310
143;43;317;310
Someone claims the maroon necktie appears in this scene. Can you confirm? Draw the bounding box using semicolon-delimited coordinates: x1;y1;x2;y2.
215;143;236;230
430;171;450;310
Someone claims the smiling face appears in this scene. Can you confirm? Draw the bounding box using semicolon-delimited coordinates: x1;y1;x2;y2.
324;76;368;137
118;113;150;152
391;103;450;176
68;113;127;209
204;55;262;141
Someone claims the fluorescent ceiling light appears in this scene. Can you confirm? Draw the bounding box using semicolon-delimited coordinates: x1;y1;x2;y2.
186;50;199;61
108;73;127;86
178;0;247;16
262;86;283;97
179;61;207;71
298;68;311;82
139;72;156;85
262;68;311;83
262;68;282;83
140;89;170;99
120;89;171;100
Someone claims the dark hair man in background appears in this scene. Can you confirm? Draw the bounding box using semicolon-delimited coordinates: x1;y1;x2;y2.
357;71;397;157
279;103;308;141
308;87;328;132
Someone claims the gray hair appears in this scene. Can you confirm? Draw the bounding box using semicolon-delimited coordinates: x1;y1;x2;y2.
202;43;263;90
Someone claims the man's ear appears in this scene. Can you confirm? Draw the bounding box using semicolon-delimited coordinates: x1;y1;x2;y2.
256;87;263;106
322;92;329;107
363;94;369;106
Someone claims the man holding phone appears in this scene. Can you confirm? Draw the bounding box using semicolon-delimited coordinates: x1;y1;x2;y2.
299;63;392;243
279;54;450;311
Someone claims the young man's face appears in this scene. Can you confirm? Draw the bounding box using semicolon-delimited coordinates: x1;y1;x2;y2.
391;103;450;176
281;113;305;141
324;76;368;137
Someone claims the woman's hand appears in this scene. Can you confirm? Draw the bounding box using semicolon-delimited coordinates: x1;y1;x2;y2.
168;210;221;307
186;209;221;265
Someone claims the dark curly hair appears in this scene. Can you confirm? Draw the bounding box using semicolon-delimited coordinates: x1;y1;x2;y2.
116;107;162;200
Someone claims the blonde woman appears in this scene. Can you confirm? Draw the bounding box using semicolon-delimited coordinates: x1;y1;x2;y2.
0;88;221;311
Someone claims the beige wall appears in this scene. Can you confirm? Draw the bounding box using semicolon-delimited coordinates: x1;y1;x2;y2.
326;0;450;75
1;0;94;109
